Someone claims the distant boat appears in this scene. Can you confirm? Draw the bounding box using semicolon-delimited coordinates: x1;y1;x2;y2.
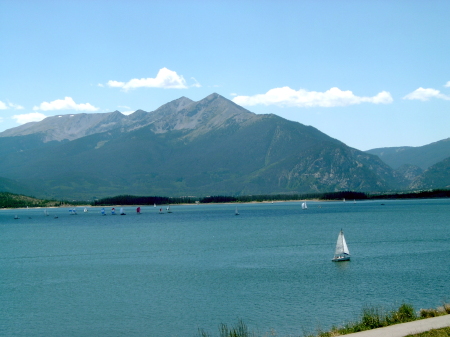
154;203;156;208
120;208;126;215
14;215;19;219
84;207;88;213
111;207;116;215
343;198;346;203
136;207;141;214
235;206;239;215
167;205;172;213
101;208;106;216
44;209;49;216
332;229;350;262
302;202;307;210
159;208;163;214
70;208;77;215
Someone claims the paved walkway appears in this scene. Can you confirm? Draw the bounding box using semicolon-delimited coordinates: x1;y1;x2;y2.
343;315;450;336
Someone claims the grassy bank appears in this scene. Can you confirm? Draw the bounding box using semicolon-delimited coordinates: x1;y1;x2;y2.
197;302;450;337
406;327;450;337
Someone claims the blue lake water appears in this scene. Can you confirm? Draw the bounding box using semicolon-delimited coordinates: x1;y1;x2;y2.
1;199;450;336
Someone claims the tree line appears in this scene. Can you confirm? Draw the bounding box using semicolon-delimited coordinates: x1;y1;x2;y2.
2;189;450;208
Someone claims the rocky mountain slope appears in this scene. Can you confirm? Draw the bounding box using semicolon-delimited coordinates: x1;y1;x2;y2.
0;94;409;199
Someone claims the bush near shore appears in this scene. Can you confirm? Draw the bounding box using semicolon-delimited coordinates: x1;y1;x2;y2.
197;302;450;337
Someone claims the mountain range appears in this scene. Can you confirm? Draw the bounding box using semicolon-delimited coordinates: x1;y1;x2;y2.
0;93;448;200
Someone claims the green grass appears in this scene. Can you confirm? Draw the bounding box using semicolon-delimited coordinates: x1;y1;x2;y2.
406;327;450;337
309;303;417;337
197;302;450;337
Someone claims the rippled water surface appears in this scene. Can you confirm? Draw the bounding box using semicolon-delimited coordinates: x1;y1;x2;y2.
1;199;450;336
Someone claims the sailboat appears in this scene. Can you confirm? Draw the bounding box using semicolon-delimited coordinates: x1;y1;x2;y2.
120;207;126;215
166;205;172;213
44;209;49;216
136;206;141;214
332;229;350;262
302;202;308;209
235;206;239;215
101;208;106;215
84;207;88;213
111;207;116;215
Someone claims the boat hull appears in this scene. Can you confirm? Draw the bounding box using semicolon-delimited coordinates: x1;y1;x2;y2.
332;256;350;262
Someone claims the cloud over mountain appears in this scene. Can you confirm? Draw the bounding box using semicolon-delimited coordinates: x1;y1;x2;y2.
33;97;99;111
12;112;47;124
106;67;188;90
232;86;393;107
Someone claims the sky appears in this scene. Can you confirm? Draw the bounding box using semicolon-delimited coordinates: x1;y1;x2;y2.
1;0;449;151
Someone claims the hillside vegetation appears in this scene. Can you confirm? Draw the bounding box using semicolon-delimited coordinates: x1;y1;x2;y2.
0;192;60;208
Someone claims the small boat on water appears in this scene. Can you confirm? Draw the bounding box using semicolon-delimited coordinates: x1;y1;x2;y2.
136;207;141;214
302;202;307;210
120;208;126;215
235;206;239;215
332;229;350;262
111;207;116;215
14;215;19;219
166;205;172;213
84;207;88;213
101;208;106;216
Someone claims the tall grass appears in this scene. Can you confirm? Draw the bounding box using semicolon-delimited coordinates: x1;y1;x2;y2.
197;319;257;337
197;302;449;337
419;302;450;318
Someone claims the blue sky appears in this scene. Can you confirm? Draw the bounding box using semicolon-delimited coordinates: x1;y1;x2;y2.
1;0;449;150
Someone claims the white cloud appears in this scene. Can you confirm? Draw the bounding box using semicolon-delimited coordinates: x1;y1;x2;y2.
9;102;24;109
107;67;188;90
232;86;393;108
0;100;24;110
33;97;99;111
190;77;201;88
403;87;450;101
444;81;450;88
12;112;47;124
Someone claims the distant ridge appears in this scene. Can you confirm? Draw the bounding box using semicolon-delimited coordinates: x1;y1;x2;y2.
366;138;450;170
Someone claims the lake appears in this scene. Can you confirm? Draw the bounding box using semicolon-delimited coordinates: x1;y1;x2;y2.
1;199;449;336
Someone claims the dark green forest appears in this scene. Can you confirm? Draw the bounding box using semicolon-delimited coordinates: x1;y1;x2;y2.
2;189;450;208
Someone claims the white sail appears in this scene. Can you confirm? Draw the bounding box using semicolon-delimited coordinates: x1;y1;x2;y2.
302;202;307;209
333;230;350;261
